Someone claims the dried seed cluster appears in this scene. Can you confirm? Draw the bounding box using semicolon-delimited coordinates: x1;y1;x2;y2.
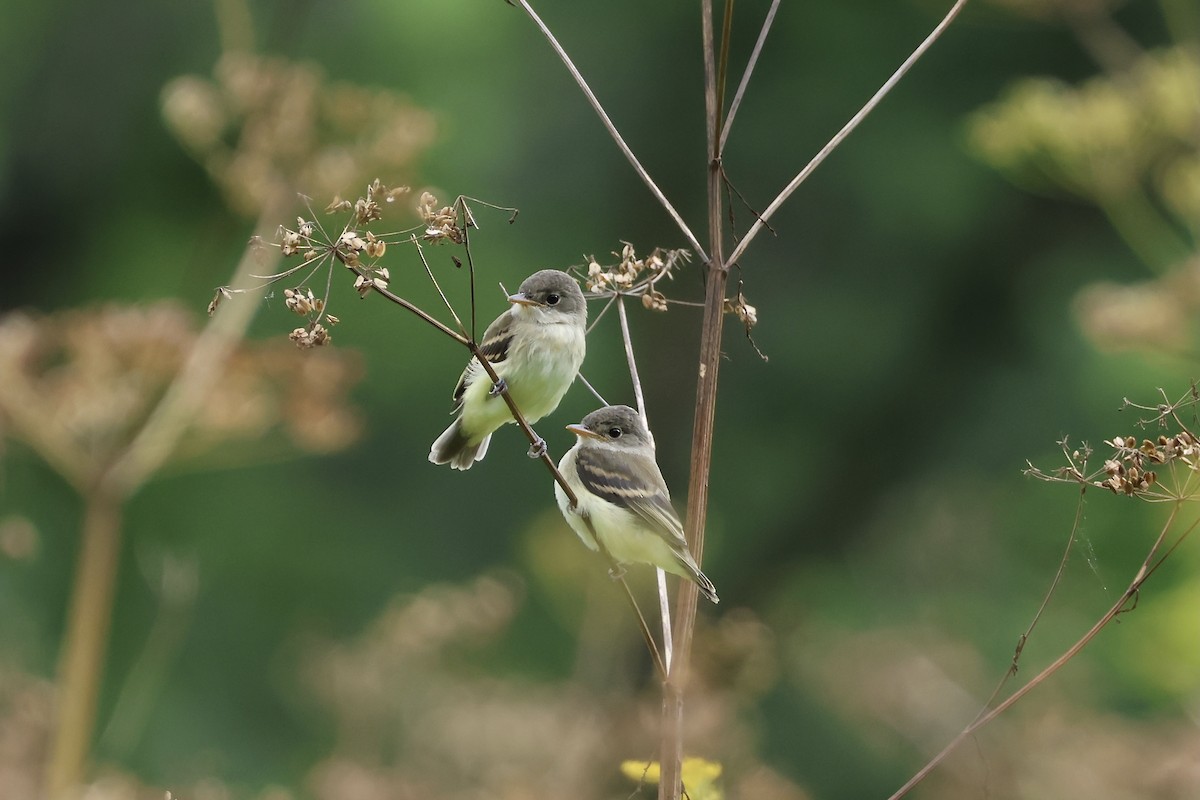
1098;432;1199;496
582;243;691;312
161;53;435;218
290;323;332;350
419;191;464;244
0;303;363;492
213;180;441;347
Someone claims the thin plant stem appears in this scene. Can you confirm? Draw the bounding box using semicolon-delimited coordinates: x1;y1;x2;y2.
104;203;286;497
44;488;123;800
658;1;730;796
510;0;707;262
888;505;1196;799
719;0;781;154
616;297;649;425
616;295;673;672
412;236;469;336
726;0;970;268
578;373;609;406
616;572;668;681
586;293;619;336
45;202;288;796
978;482;1087;714
715;0;735;137
367;278;469;345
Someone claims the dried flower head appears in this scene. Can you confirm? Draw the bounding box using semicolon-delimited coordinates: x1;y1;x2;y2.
162;53;434;217
290;323;332;349
418;191;463;244
0;303;362;490
579;242;691;302
1027;391;1200;502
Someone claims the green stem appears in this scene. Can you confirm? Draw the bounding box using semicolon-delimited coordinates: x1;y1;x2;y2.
1100;185;1196;273
44;489;124;799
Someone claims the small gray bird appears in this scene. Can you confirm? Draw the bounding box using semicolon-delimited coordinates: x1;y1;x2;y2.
555;405;719;603
430;269;587;470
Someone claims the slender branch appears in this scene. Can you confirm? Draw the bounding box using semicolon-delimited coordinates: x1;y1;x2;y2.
888;505;1195;799
412;236;469;337
719;0;781;154
978;482;1087;714
726;0;970;268
659;2;729;797
616;571;668;680
369;279;469;345
44;488;123;799
715;0;735;140
103;201;286;497
616;295;674;672
616;297;649;425
578;373;609;406
510;0;708;262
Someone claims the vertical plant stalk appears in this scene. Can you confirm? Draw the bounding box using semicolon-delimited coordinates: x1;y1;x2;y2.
617;296;674;671
43;204;283;798
659;2;729;798
44;489;123;800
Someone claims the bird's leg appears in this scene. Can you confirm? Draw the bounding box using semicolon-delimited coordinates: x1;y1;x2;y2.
607;563;627;581
488;376;508;397
527;436;547;459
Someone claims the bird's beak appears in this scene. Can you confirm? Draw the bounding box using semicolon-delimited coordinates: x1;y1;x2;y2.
507;292;539;307
566;423;605;440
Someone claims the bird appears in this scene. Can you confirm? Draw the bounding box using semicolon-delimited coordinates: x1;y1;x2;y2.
555;404;719;603
429;269;587;470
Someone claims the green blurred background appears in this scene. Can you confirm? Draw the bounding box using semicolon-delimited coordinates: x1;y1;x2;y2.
2;0;1199;798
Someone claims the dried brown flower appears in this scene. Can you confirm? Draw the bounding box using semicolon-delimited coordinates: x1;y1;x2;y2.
580;243;691;301
418;191;464;244
162;53;435;217
0;303;362;490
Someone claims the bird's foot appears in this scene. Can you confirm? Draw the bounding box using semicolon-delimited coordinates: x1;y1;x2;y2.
607;564;627;581
488;377;508;397
527;437;547;459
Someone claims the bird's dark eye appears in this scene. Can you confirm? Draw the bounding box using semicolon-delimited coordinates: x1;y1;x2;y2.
545;293;560;305
607;427;623;439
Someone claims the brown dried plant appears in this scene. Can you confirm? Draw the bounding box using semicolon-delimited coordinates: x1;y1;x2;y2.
162;53;435;219
0;297;364;800
883;386;1200;798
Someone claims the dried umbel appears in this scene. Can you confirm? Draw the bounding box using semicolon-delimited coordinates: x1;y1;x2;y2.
1027;389;1200;502
1097;432;1198;496
0;302;363;489
582;242;690;301
161;53;435;217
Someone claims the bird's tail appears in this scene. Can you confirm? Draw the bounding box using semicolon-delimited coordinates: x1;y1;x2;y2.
675;552;720;604
429;419;491;470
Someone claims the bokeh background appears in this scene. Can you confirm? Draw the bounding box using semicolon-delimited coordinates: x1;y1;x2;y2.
2;0;1199;798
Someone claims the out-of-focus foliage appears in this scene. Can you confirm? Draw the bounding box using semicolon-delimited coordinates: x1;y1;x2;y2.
2;0;1200;798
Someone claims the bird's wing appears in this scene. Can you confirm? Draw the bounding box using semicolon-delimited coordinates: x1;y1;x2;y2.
452;310;516;404
574;446;687;546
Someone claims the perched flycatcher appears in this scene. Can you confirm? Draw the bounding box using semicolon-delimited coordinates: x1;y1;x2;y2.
555;405;719;603
430;269;587;470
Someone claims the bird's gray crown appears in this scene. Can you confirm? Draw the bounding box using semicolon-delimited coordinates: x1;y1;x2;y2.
514;269;586;318
578;404;651;447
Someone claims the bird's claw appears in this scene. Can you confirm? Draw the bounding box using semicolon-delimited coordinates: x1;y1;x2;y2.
527;437;547;459
488;377;508;397
607;564;627;581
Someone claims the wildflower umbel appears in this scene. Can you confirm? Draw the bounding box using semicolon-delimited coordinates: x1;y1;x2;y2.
419;191;464;244
1028;424;1200;502
208;180;432;347
582;242;690;304
1096;432;1199;497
